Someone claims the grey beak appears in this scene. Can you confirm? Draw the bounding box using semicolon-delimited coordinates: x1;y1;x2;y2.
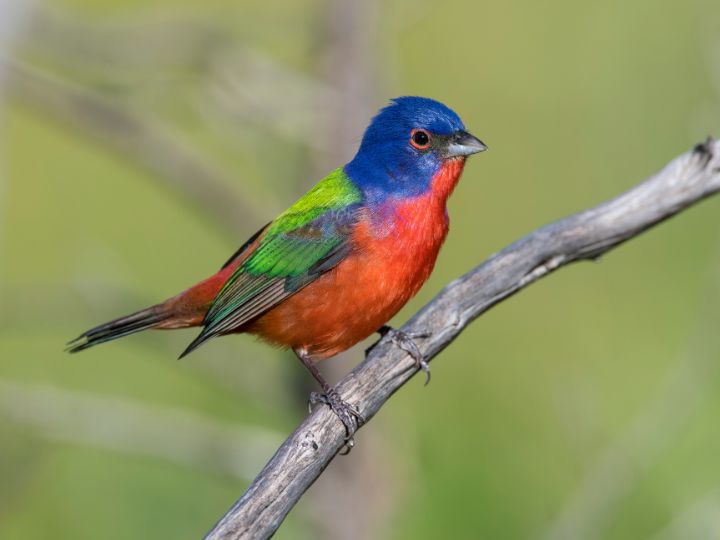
446;130;487;157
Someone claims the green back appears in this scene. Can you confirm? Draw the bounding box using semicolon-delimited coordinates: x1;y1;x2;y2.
240;167;362;279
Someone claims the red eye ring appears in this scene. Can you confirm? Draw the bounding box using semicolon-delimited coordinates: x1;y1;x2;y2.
410;129;432;150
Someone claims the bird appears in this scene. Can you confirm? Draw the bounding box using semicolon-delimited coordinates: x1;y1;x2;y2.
67;96;487;440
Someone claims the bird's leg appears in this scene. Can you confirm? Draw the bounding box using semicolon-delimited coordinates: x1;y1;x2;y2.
294;348;365;448
366;325;431;385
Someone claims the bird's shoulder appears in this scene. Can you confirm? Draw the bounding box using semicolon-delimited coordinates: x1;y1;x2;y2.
267;167;364;235
237;168;363;279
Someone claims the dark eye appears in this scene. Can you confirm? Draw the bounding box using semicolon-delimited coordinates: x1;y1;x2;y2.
410;129;431;150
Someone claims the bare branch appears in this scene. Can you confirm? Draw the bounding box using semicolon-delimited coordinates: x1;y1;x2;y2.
5;60;267;234
18;8;347;152
0;380;282;480
202;138;720;539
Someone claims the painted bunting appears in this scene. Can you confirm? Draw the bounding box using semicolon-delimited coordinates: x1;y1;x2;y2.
68;96;486;438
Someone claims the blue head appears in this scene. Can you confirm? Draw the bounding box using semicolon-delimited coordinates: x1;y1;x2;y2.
345;96;486;202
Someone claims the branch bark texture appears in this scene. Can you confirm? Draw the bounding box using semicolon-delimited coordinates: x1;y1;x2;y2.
204;139;720;539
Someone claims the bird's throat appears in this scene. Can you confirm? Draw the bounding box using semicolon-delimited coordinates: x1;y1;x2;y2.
431;157;466;203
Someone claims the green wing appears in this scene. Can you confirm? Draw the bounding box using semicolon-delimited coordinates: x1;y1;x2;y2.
180;168;362;356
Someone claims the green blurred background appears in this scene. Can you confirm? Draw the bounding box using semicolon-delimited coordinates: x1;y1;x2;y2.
2;0;720;538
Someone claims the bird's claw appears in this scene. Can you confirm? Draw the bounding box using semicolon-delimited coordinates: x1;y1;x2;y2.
308;390;365;453
377;325;431;385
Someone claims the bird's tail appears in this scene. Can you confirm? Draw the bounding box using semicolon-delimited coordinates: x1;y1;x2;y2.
66;304;172;353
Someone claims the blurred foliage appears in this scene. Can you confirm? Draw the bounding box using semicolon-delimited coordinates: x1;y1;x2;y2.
2;0;720;538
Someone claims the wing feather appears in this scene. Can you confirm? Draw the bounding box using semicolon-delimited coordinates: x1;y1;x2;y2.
179;202;361;358
179;168;363;357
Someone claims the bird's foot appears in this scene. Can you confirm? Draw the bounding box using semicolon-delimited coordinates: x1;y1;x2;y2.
309;389;365;453
373;325;431;385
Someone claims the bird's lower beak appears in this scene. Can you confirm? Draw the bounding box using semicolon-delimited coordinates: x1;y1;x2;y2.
445;130;487;157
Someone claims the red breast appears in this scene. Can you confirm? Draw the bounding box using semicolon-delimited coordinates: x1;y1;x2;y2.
246;158;467;358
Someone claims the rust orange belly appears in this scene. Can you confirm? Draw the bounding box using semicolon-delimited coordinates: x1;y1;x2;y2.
245;180;455;359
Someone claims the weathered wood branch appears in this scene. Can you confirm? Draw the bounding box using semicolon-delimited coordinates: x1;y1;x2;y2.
204;138;720;539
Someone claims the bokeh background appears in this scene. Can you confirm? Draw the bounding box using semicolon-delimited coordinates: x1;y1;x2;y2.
2;0;720;538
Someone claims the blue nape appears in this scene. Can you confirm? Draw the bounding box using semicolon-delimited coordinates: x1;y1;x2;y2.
345;96;466;203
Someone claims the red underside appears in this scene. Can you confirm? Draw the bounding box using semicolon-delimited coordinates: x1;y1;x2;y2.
247;158;466;358
160;158;467;359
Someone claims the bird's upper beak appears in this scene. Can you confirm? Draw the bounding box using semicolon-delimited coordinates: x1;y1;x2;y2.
445;130;487;158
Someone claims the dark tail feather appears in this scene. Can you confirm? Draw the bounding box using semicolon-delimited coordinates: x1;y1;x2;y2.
177;328;214;360
66;304;169;353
